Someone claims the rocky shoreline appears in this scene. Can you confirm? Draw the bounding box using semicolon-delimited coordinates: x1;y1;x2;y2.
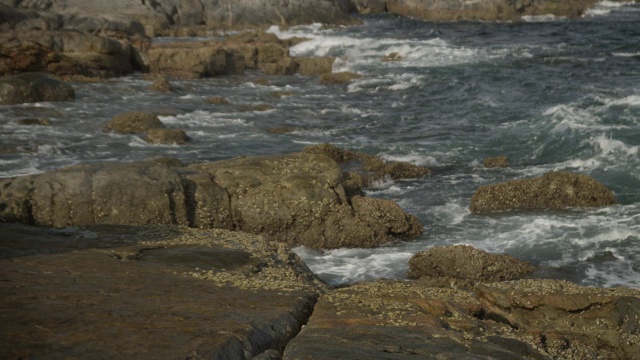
1;0;639;358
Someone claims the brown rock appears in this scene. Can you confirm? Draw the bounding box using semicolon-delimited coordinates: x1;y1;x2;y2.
407;245;536;285
0;223;324;359
283;280;546;359
206;96;230;105
252;78;271;86
476;279;640;360
470;171;617;213
145;128;189;145
147;75;173;92
270;90;296;98
259;57;299;75
105;111;165;134
147;42;245;79
483;155;509;168
236;103;274;112
264;126;301;134
296;57;335;76
0;152;423;249
381;52;403;62
319;71;362;84
0;72;75;105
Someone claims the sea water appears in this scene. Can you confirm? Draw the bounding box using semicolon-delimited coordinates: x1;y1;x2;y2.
1;1;638;288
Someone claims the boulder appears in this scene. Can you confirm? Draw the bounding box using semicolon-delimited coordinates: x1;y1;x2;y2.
476;279;640;360
319;71;362;84
145;128;189;145
407;245;536;285
0;152;423;249
259;57;299;75
206;96;229;104
0;29;141;79
0;72;74;104
303;143;430;187
147;42;245;79
189;153;423;249
296;57;335;76
105;111;165;134
0;223;325;358
470;171;617;213
483;155;509;168
146;75;173;92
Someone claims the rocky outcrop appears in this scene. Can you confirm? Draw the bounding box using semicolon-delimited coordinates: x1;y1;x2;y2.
476;280;640;359
147;41;246;79
349;0;603;21
0;72;74;104
146;75;173;92
1;0;356;37
0;151;424;249
296;57;335;76
303;143;430;194
0;28;146;79
145;128;189;145
105;111;165;134
483;155;509;168
470;171;617;213
0;223;325;359
408;245;536;286
284;278;640;359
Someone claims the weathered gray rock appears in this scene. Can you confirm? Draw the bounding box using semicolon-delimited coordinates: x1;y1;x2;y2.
145;128;189;145
470;171;617;213
0;152;424;249
0;223;324;359
476;279;640;360
105;111;165;134
0;72;74;104
408;245;536;285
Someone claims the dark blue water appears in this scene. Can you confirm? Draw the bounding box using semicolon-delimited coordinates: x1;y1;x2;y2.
1;1;639;287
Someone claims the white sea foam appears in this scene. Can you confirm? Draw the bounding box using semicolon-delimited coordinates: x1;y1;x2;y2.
585;0;632;16
521;14;566;22
161;111;253;128
380;152;438;167
292;246;415;285
612;52;640;57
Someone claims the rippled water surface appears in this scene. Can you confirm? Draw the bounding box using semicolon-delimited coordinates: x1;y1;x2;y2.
1;1;639;288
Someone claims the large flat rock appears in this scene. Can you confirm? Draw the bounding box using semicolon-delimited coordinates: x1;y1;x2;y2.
0;223;325;359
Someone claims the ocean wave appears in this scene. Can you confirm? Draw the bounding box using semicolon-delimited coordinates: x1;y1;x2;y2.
585;0;634;16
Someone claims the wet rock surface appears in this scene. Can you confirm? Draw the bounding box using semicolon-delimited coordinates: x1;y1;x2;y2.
470;171;617;213
408;245;536;286
0;72;75;104
0;150;424;249
0;223;324;359
105;111;165;134
284;278;640;359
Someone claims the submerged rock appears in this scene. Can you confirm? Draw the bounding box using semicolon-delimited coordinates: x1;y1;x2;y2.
145;128;189;145
0;72;74;104
408;245;536;285
483;155;509;168
319;71;362;84
105;111;165;134
146;75;173;92
470;171;617;213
